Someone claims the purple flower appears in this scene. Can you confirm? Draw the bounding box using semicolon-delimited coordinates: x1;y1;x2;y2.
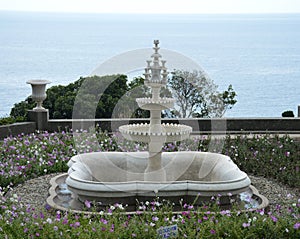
44;204;52;211
210;229;216;234
293;222;300;229
62;218;68;225
285;151;290;157
271;215;278;223
71;221;80;228
56;211;61;220
101;218;108;224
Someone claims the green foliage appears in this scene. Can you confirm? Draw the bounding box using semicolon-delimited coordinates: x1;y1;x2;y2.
282;110;294;117
0;116;26;125
10;70;237;120
9;97;35;120
10;75;129;119
0;189;299;238
72;75;128;119
116;77;151;118
223;134;300;187
168;70;237;118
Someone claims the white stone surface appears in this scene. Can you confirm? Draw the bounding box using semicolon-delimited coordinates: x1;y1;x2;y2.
66;151;251;201
27;80;51;111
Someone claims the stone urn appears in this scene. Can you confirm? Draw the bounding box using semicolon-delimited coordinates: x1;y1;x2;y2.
27;80;51;111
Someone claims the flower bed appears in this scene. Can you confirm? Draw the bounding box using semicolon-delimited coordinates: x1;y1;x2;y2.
0;131;299;238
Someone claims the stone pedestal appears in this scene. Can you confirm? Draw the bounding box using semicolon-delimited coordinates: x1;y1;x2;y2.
28;110;49;131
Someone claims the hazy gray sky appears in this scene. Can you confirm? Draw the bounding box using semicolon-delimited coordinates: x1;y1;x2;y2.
0;0;300;14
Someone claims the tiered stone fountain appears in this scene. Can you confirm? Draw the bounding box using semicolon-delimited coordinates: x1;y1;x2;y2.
119;40;192;182
47;40;268;212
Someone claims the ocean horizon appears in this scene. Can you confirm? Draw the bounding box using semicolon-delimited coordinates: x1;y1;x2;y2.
0;11;299;117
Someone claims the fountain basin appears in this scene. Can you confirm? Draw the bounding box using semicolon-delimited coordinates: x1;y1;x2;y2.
66;151;251;208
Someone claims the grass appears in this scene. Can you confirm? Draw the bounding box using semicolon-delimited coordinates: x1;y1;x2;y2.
0;130;299;238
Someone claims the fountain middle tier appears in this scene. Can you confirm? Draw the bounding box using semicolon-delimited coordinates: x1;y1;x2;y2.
136;97;175;111
119;123;192;143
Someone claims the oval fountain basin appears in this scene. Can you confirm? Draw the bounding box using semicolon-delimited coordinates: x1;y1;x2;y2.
66;152;251;207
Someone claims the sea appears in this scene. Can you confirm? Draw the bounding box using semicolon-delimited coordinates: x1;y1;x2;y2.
0;11;300;117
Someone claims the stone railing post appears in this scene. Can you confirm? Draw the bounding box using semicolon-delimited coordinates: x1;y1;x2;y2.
28;110;49;131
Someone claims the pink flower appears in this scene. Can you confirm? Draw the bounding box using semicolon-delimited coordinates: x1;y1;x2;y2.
242;222;250;228
84;200;91;209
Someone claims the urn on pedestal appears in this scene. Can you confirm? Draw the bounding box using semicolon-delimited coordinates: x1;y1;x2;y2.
27;80;51;111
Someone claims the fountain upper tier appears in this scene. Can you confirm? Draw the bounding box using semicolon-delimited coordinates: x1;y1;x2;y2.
120;40;192;143
136;97;175;111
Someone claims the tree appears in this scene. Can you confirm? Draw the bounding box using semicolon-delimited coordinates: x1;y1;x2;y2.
10;75;129;119
167;70;237;118
10;71;237;120
115;77;151;118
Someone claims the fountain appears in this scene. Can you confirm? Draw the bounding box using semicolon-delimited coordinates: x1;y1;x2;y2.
47;40;268;212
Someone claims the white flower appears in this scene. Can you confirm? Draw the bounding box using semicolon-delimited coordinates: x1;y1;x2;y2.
46;218;53;224
150;222;155;227
110;205;115;211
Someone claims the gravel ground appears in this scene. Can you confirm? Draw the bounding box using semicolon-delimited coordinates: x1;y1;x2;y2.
8;173;299;213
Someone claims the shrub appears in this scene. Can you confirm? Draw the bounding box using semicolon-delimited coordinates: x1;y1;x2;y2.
0;116;26;125
282;110;294;117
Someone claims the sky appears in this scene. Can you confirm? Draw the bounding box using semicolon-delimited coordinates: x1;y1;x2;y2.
0;0;300;14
